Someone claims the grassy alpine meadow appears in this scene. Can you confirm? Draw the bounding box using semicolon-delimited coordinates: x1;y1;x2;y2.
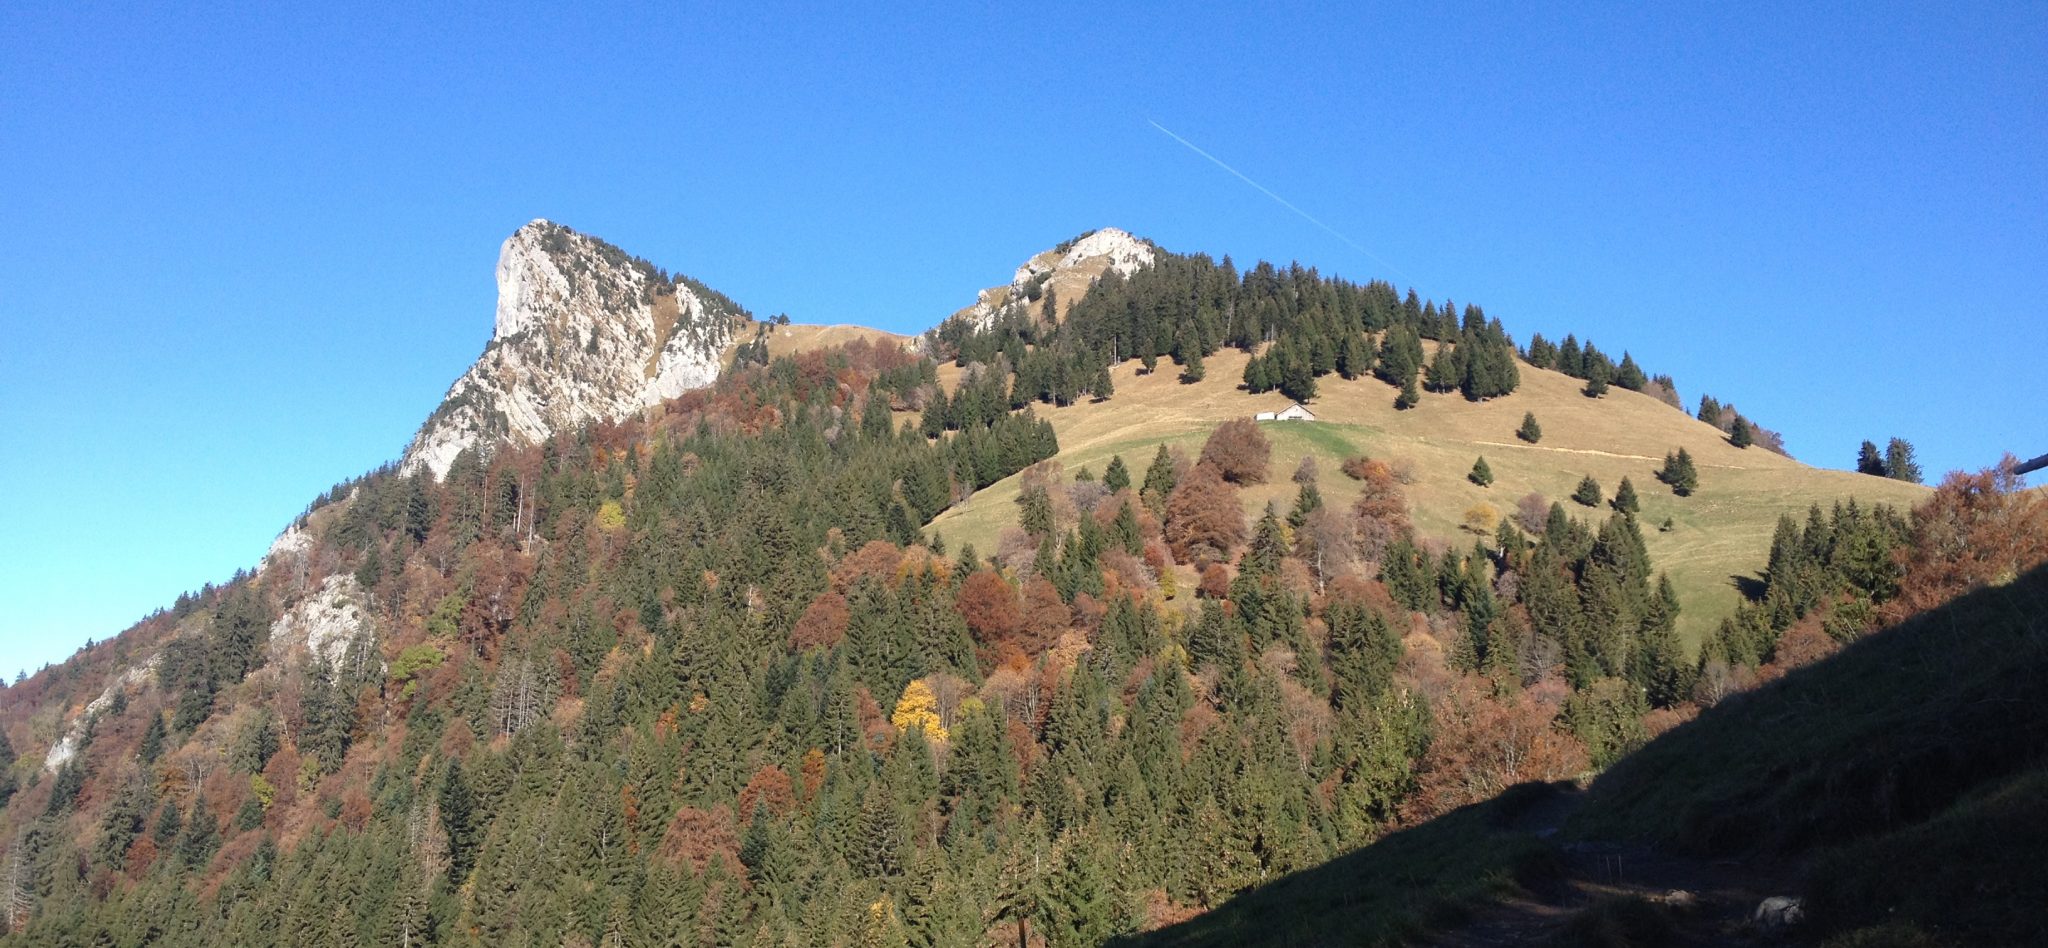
926;345;1928;652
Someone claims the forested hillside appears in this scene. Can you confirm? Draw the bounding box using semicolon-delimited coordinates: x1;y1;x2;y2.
0;226;1972;947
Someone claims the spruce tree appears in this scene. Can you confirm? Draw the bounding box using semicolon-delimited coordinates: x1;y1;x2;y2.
1729;417;1754;448
1178;348;1205;384
1572;475;1602;507
1856;440;1887;476
1612;476;1640;514
1517;412;1542;444
1102;455;1131;493
1615;352;1647;391
1658;448;1699;496
1468;457;1493;487
1884;438;1922;484
1396;375;1421;410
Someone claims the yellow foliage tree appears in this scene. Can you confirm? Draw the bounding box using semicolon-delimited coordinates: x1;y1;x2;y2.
890;679;948;743
596;500;627;532
249;773;277;810
1462;503;1500;535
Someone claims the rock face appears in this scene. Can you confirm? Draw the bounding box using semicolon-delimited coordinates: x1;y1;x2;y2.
268;574;380;677
43;662;155;772
400;220;751;479
951;227;1156;334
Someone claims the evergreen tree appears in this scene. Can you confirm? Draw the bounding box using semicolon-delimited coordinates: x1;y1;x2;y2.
1102;455;1131;493
1178;348;1205;384
1572;476;1603;507
1396;375;1421;410
1856;440;1887;476
1612;476;1640;514
1658;448;1700;496
0;729;16;809
138;714;167;763
1468;457;1493;488
1884;438;1922;484
1615;352;1647;391
1517;412;1542;444
1325;601;1399;710
1729;416;1754;448
1140;444;1178;514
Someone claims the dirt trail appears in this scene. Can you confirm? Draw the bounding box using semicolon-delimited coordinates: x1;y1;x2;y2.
1426;788;1794;947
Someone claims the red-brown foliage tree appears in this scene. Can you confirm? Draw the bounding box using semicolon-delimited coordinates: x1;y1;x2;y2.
1888;461;2048;621
1164;464;1247;563
955;570;1023;646
1020;577;1071;652
658;805;741;875
1200;418;1271;484
788;590;851;650
1400;675;1588;823
737;765;796;820
832;540;904;591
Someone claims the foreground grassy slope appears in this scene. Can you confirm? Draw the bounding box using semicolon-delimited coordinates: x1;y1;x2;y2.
1130;564;2048;947
929;347;1928;649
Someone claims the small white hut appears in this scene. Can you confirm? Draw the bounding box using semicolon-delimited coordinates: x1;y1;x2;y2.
1255;403;1318;422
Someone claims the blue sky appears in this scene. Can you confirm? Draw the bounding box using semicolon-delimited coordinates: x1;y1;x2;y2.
1;2;2042;676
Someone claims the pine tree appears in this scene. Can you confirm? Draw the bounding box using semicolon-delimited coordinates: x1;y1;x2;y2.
1729;416;1754;448
1395;375;1421;410
1856;440;1887;476
1572;475;1603;507
1468;457;1493;487
1102;455;1131;493
1658;448;1699;496
1140;444;1178;515
1884;438;1922;484
1337;333;1372;379
1612;476;1640;514
1615;352;1647;391
1178;348;1205;384
1325;600;1399;710
1517;412;1542;443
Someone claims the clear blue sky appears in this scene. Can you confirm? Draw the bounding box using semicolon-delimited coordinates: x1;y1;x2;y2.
2;2;2042;677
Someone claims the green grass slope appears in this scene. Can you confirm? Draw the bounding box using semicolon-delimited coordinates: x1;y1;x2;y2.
928;347;1929;651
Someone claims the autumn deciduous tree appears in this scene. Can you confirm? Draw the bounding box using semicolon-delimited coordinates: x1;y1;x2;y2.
737;765;796;821
1888;461;2048;620
956;570;1023;648
1021;576;1071;651
1350;459;1411;564
1199;418;1271;485
890;679;948;743
1401;676;1588;822
789;590;851;650
1164;464;1247;563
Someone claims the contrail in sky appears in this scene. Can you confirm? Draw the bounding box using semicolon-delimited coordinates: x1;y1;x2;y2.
1147;119;1410;281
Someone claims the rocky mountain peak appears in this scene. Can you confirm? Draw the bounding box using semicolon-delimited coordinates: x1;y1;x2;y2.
953;227;1158;333
400;220;750;479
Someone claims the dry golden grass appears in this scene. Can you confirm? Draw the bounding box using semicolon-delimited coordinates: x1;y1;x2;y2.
719;321;915;368
925;347;1929;651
